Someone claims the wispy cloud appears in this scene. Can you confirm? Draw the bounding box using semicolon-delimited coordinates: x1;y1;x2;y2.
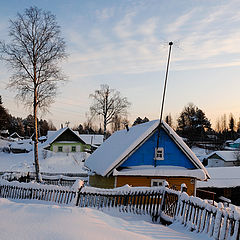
165;9;197;33
95;8;115;20
61;0;240;79
113;11;136;39
136;17;158;36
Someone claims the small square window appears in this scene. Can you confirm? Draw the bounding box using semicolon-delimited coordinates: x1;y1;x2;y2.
72;146;76;152
58;146;63;152
155;147;164;160
151;179;166;187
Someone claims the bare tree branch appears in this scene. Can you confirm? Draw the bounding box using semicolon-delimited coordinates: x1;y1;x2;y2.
0;6;67;182
89;84;131;140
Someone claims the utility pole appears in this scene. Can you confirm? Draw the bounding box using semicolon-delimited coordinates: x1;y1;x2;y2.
155;42;173;167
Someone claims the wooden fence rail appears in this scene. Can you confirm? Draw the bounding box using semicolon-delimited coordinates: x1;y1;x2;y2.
175;193;240;240
76;190;167;219
0;180;239;240
0;185;76;205
1;172;86;187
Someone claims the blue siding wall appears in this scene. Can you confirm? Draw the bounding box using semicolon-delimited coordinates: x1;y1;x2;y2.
120;130;196;169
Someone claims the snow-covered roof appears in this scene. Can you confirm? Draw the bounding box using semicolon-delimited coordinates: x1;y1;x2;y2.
85;120;209;179
9;132;22;139
10;139;33;152
43;127;86;148
0;130;9;134
113;166;206;180
79;134;103;146
207;151;237;161
39;136;47;141
197;166;240;188
234;138;240;144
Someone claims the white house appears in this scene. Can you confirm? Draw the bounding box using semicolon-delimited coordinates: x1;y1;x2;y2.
206;151;240;167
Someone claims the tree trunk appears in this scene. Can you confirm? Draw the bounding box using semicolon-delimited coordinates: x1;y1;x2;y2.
34;82;41;182
103;89;108;141
103;116;107;141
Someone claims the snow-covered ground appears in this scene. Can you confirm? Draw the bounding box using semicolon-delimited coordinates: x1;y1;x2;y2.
0;139;88;174
0;198;210;240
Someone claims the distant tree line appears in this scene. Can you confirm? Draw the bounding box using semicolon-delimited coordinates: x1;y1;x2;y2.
73;123;103;135
2;94;240;144
0;95;56;138
132;103;240;145
173;103;240;144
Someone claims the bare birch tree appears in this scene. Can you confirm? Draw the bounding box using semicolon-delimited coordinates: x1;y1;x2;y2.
0;7;67;182
89;84;131;140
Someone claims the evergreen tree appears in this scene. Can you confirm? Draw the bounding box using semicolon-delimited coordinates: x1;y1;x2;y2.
39;119;49;136
237;118;240;133
132;117;149;126
177;103;211;141
229;113;235;132
165;114;173;127
0;96;10;131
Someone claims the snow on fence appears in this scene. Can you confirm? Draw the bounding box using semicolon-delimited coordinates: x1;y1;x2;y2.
0;179;77;205
76;185;179;222
175;192;240;240
1;172;87;187
0;179;239;240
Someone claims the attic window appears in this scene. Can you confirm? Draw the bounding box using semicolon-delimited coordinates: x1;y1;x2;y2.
155;147;164;160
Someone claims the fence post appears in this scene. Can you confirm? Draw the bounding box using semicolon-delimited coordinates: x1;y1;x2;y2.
232;219;240;240
159;187;166;222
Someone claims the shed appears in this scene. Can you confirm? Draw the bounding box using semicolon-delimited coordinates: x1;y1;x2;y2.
206;151;239;167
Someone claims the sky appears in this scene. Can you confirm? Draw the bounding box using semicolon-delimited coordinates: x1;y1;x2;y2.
0;0;240;130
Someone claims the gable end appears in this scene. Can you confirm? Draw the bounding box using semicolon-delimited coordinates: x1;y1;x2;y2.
53;128;85;144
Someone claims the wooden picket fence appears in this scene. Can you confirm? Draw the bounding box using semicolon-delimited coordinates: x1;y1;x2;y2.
175;193;240;240
0;183;76;205
75;186;179;224
0;179;239;240
1;172;87;187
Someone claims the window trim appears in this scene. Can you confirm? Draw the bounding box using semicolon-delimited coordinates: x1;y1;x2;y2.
154;147;164;160
58;146;63;152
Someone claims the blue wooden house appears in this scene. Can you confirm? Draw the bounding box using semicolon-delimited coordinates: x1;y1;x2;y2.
85;120;210;196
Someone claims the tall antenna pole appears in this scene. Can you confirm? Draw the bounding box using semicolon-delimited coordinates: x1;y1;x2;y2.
155;41;173;167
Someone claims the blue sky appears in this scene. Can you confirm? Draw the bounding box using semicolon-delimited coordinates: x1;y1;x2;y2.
0;0;240;129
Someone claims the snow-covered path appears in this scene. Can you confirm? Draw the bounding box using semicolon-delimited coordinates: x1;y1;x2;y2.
0;199;210;240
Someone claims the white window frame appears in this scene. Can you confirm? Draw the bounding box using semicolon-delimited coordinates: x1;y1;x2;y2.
151;179;166;187
155;147;164;160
